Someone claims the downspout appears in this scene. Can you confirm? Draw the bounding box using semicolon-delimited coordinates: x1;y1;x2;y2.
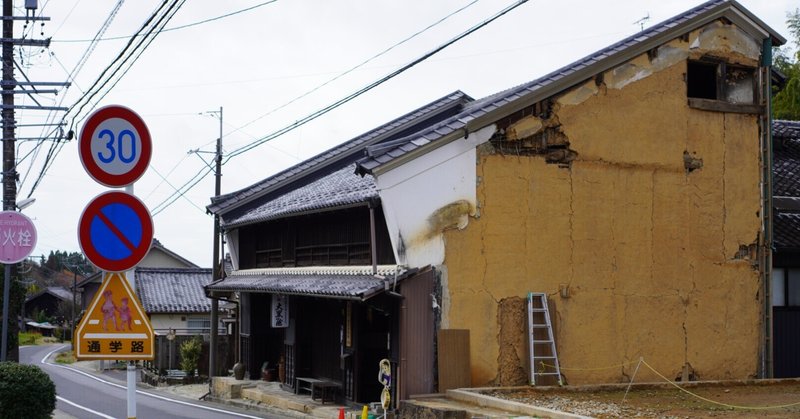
369;198;379;275
759;38;774;379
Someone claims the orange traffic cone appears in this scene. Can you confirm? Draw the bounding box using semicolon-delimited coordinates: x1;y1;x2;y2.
338;407;345;419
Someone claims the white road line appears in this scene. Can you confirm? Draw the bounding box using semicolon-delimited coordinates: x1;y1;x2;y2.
56;395;115;419
39;345;262;419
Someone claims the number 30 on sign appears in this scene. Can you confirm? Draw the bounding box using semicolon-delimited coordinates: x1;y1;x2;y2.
79;105;152;188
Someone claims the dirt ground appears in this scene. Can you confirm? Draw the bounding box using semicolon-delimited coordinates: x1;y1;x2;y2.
481;381;800;418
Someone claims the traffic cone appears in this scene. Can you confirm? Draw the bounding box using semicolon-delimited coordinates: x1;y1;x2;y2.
338;407;345;419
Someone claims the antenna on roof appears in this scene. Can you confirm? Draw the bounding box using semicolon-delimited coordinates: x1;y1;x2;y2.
634;13;650;32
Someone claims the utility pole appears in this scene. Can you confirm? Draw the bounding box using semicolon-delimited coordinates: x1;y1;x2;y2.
0;0;62;362
0;0;14;363
209;107;222;379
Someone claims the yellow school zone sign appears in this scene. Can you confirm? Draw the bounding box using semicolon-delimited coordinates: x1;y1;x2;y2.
75;272;154;360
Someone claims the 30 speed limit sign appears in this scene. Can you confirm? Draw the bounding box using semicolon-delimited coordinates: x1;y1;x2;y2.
79;105;152;187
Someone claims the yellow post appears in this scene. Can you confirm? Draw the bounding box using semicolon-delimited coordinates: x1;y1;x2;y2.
361;405;368;419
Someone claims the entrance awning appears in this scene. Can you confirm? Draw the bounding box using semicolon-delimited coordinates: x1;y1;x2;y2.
205;265;412;301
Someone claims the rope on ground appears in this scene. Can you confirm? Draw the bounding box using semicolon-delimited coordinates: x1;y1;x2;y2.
540;359;639;371
641;359;800;410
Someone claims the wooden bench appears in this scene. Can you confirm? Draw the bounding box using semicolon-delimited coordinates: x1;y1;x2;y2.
295;377;340;404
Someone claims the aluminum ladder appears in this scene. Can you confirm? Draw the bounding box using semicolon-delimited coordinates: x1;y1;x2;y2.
527;292;562;385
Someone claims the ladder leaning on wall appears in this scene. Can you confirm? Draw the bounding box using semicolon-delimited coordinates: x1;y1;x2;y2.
527;292;563;386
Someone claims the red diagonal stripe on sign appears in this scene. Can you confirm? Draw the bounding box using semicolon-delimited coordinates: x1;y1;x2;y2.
95;209;137;252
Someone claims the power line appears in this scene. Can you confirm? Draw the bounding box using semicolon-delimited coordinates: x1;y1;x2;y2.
149;0;529;216
227;0;480;138
227;0;529;159
24;0;187;198
53;0;278;43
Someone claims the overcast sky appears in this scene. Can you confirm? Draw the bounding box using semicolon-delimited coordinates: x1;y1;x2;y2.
10;0;796;269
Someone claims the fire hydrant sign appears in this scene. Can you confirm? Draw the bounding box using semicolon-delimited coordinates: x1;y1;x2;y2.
0;211;36;264
75;272;153;360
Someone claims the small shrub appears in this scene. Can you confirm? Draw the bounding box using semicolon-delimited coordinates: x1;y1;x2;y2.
0;362;56;419
179;337;202;375
18;332;41;346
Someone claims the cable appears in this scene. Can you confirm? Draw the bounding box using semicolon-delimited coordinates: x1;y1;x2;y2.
228;0;480;138
226;0;529;159
53;1;278;43
23;0;185;197
145;0;529;216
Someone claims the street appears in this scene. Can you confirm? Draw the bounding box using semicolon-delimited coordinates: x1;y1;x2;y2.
19;344;276;419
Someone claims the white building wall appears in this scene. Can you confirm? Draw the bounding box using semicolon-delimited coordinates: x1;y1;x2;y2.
374;125;495;268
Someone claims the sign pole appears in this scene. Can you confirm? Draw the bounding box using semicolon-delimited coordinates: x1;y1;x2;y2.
0;264;9;361
127;359;136;419
78;105;153;419
125;184;136;419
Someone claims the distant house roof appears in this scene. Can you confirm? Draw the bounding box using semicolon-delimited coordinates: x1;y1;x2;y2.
26;287;73;303
208;91;473;217
135;268;212;314
356;0;785;176
206;265;411;301
222;164;377;228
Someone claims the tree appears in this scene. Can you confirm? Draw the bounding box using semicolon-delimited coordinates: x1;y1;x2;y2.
774;9;800;120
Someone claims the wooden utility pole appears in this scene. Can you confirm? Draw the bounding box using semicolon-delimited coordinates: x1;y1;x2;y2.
209;107;222;378
0;0;60;362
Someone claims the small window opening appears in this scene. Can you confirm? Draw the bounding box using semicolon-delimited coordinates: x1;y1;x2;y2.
687;61;718;99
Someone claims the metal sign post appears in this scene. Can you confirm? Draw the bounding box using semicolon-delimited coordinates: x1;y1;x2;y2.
78;105;154;419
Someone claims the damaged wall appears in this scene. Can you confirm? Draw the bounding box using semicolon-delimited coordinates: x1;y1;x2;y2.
442;23;764;386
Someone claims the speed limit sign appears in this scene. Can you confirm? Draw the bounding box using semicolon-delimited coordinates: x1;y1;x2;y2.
79;105;152;187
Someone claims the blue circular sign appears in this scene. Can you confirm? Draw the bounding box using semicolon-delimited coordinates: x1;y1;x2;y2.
79;191;153;272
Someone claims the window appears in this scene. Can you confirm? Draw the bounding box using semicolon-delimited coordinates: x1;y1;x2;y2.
687;59;758;113
187;317;211;332
773;268;800;307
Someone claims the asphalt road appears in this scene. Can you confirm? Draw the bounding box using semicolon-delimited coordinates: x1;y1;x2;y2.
20;344;277;419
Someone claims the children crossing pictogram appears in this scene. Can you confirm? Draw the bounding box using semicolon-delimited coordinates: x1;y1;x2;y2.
75;272;154;360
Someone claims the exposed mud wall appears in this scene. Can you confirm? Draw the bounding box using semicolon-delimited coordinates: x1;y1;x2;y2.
442;24;763;386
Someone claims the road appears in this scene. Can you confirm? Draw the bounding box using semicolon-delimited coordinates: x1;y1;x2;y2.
20;344;277;419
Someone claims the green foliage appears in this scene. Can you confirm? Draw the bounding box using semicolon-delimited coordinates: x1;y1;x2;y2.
179;337;202;375
18;332;41;346
774;9;800;120
33;308;51;324
0;362;56;419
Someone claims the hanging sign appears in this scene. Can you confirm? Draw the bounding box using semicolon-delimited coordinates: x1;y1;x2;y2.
271;294;289;328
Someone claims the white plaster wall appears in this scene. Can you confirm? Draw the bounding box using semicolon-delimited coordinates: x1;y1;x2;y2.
149;314;186;333
375;125;495;268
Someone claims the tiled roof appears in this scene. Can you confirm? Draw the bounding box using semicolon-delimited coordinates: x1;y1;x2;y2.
206;265;409;301
774;212;800;249
135;268;212;314
47;287;74;301
356;0;784;175
208;91;472;215
774;120;800;198
27;287;73;303
221;163;377;228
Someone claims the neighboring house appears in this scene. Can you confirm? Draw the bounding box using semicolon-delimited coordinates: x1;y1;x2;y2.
24;286;73;324
771;119;800;378
136;267;214;335
206;92;468;402
208;0;785;403
77;238;199;313
353;0;782;387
